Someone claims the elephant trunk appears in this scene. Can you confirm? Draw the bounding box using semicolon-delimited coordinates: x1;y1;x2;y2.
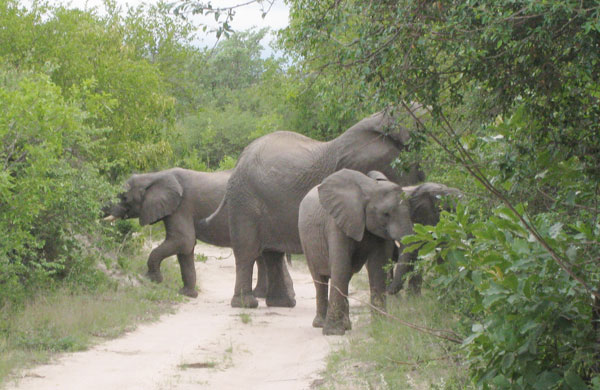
387;222;416;295
101;202;127;221
387;220;414;245
388;249;418;294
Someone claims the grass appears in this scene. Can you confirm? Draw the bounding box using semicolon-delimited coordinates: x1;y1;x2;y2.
0;235;185;387
179;361;217;370
195;253;209;263
239;312;252;324
319;272;472;390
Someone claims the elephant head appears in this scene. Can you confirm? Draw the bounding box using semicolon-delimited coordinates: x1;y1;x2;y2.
386;182;463;294
317;169;415;243
103;172;184;226
403;182;462;226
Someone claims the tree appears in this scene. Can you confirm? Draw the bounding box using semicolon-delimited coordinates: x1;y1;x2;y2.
282;1;600;387
0;0;184;178
171;28;292;169
0;0;205;306
0;64;111;306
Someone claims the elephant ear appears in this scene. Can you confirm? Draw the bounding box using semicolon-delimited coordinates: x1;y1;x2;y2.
318;169;374;242
139;174;184;226
367;170;389;182
405;182;462;225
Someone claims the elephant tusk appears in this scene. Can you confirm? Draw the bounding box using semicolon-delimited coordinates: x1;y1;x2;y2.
103;215;118;222
394;240;401;248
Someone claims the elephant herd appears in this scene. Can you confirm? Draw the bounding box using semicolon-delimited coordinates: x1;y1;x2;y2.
103;108;460;335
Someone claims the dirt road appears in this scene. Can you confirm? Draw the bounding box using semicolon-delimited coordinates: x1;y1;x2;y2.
8;244;341;390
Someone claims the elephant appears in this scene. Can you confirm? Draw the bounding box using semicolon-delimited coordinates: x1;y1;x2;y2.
102;167;294;298
386;182;462;295
298;169;460;335
201;108;425;308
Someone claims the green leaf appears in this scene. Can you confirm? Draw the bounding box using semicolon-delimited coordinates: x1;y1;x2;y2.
493;374;511;389
564;371;588;390
549;222;563;239
446;249;466;264
482;293;505;308
534;371;561;390
520;320;540;335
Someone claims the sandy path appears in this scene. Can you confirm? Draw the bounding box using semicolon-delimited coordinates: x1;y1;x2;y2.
7;243;343;390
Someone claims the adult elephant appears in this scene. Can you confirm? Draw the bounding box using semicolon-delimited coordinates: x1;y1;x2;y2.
386;182;462;295
102;168;293;299
202;109;424;308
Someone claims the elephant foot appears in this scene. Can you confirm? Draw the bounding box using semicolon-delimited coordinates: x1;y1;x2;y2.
312;315;325;328
407;275;422;296
323;325;346;336
407;288;422;296
386;282;403;295
343;317;352;331
146;270;163;283
231;294;259;309
252;286;267;299
179;287;198;298
265;295;296;308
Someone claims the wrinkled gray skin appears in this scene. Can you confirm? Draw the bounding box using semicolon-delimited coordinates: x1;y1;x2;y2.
299;169;422;335
102;168;293;298
202;110;424;308
387;182;462;295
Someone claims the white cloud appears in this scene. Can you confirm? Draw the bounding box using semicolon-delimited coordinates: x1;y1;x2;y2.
34;0;289;53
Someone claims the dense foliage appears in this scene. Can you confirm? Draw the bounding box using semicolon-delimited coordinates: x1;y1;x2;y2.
0;0;364;309
2;0;598;387
0;0;178;306
0;1;241;306
0;66;109;303
282;0;600;388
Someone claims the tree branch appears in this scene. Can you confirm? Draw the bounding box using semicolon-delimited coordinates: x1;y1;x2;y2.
400;102;600;301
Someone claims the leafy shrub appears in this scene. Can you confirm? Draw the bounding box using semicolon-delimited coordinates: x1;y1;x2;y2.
406;200;600;389
0;64;112;306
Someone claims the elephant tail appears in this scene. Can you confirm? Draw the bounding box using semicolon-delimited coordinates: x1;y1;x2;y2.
196;197;231;247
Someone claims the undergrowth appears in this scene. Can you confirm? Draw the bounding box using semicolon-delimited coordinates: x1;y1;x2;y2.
0;228;184;387
320;284;471;389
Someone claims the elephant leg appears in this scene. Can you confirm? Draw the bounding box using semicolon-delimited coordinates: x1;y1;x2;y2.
366;254;388;316
231;237;260;308
263;251;296;308
312;274;329;328
146;239;179;283
228;211;262;308
177;252;198;298
253;256;268;298
324;277;351;335
285;253;292;266
407;273;422;296
231;255;259;308
324;269;352;336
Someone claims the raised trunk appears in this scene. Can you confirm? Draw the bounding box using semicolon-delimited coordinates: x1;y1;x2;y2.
327;111;423;186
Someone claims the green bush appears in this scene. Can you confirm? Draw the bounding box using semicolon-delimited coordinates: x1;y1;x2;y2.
406;201;599;389
0;0;200;308
0;0;180;179
0;64;112;306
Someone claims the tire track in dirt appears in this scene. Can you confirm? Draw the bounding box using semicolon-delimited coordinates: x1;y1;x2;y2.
7;244;342;390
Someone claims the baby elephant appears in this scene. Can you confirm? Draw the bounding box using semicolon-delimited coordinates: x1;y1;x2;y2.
298;169;414;335
299;169;456;335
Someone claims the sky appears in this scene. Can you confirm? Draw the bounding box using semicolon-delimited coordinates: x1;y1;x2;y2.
40;0;290;53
